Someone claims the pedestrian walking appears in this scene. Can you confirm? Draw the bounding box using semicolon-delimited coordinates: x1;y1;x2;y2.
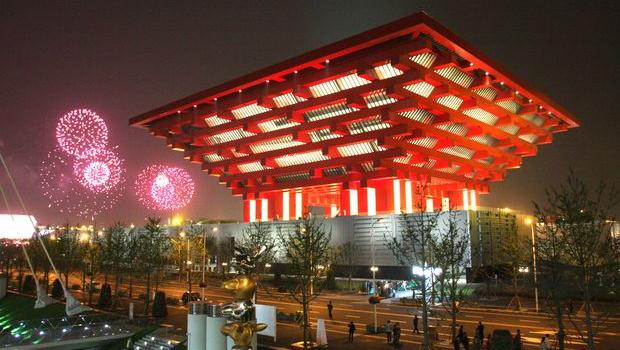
544;334;551;350
462;331;470;350
513;329;523;350
476;321;484;341
327;300;334;320
453;336;461;350
386;320;393;344
393;322;401;346
539;336;546;350
486;334;492;350
348;321;356;342
457;325;464;343
413;314;420;333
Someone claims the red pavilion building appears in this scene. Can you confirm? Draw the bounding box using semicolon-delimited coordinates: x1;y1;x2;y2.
130;12;579;222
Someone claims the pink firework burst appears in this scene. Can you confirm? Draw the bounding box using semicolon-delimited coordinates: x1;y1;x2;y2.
135;165;194;211
73;148;125;193
40;147;124;219
56;108;108;158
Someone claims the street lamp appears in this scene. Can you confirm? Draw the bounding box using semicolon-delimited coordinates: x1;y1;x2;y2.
370;265;379;333
202;225;218;296
525;217;539;312
370;217;384;333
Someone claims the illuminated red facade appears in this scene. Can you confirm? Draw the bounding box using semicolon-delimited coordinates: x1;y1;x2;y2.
130;12;579;222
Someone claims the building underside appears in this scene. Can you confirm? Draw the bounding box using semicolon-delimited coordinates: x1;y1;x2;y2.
130;12;578;222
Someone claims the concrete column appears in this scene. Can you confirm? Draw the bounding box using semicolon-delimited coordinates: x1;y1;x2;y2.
187;302;207;350
206;303;227;350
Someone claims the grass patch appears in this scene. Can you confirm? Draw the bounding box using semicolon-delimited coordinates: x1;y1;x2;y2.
0;293;68;333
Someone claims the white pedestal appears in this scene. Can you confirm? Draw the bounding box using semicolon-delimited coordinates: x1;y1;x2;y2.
206;316;227;350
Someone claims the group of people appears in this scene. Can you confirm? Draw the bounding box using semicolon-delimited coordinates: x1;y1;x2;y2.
384;320;402;346
453;323;533;350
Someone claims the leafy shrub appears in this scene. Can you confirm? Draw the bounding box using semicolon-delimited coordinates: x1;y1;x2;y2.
491;329;512;350
152;291;167;317
98;283;112;308
51;279;63;298
325;268;337;290
21;275;36;294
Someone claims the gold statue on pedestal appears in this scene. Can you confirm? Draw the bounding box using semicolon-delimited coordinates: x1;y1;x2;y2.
220;246;269;349
221;321;268;349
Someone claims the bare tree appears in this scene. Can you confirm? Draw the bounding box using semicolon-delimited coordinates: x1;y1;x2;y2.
236;221;276;302
533;215;569;350
386;209;438;350
123;227;139;299
277;217;332;349
102;222;129;305
431;211;470;341
53;226;83;288
499;222;530;311
535;170;618;350
336;241;358;291
138;217;170;314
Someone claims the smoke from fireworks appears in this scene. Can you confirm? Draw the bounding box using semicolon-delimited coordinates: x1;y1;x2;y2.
134;165;194;211
73;148;125;193
56;108;108;158
40;147;124;219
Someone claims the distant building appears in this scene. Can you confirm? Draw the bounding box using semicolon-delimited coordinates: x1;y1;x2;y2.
0;214;37;240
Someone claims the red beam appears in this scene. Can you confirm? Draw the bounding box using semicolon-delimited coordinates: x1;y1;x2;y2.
179;68;423;142
382;159;490;186
383;137;504;176
185;98;418;157
217;148;405;183
202;124;409;171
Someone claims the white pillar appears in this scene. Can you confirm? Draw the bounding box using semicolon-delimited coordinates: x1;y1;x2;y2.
282;191;290;221
206;304;227;350
366;188;376;216
393;179;401;214
187;303;206;350
330;204;338;217
249;199;256;223
405;180;413;214
462;189;469;211
425;197;434;213
349;189;359;215
469;189;477;211
261;198;268;222
295;192;302;219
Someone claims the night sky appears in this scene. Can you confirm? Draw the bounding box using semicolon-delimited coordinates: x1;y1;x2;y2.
1;1;618;225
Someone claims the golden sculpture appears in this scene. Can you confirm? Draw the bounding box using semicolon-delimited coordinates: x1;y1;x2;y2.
222;275;256;301
221;321;268;349
220;245;269;350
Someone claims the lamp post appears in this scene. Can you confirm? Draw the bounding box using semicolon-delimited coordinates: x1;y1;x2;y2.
370;265;379;333
525;217;539;312
201;225;218;298
370;217;383;333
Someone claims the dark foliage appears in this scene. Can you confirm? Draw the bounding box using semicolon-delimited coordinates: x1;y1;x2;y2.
152;291;168;317
51;278;63;298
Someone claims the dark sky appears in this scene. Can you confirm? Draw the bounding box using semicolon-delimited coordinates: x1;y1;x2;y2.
1;1;618;225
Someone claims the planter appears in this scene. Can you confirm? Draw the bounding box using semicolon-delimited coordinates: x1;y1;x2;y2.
366;324;388;334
